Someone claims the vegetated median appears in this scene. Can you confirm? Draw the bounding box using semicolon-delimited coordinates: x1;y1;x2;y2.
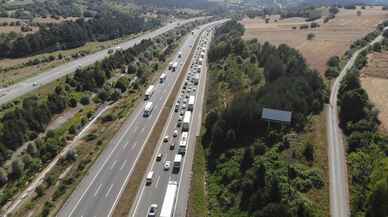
112;22;208;217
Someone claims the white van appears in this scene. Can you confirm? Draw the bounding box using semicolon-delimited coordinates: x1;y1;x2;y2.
146;171;154;185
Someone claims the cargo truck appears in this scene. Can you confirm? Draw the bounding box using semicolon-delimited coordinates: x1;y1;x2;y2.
160;181;178;217
182;111;191;132
143;102;153;117
144;85;154;100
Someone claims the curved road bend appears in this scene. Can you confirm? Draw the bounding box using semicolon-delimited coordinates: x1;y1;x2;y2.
56;20;224;217
327;27;386;217
0;17;208;106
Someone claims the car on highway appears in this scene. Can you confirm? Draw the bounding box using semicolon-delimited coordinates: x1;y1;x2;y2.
163;136;169;143
148;204;158;216
32;81;38;86
156;153;163;161
173;129;178;137
180;110;185;116
170;143;176;150
164;161;171;170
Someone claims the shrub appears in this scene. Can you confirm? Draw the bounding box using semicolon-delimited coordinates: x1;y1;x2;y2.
80;96;90;105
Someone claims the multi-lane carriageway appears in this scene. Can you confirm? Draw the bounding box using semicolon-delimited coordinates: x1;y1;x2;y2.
57;19;226;217
129;22;217;217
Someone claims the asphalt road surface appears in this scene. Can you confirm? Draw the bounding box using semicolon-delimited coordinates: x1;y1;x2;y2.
0;17;207;106
57;20;224;217
327;27;387;217
128;23;218;217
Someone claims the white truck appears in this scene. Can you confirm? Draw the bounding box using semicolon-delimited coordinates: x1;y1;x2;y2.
178;132;188;154
160;73;167;83
143;102;153;117
172;62;178;72
173;154;183;173
160;181;178;217
144;85;155;100
188;95;195;111
182;111;191;132
192;73;200;85
198;58;203;65
168;62;173;70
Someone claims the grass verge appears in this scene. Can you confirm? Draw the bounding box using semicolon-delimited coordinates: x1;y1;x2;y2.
187;136;208;217
304;109;330;217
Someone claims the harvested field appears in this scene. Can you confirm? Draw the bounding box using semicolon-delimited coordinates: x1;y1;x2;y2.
241;6;388;74
361;51;388;132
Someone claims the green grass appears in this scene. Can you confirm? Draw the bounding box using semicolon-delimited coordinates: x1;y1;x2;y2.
188;136;208;217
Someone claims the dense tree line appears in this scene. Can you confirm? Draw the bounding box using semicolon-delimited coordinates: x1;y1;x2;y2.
338;44;388;217
134;0;216;9
0;10;160;58
0;18;201;164
203;20;327;217
0;18;205;205
280;6;322;21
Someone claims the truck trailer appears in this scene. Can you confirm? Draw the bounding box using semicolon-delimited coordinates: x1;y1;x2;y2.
182;111;191;132
160;181;178;217
144;85;154;100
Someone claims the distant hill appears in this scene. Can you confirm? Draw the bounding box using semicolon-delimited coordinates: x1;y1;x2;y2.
133;0;215;9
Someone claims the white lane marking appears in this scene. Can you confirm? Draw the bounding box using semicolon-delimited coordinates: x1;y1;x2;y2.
173;27;215;216
110;160;117;170
66;101;142;216
155;175;160;189
107;21;217;217
120;160;127;171
131;142;137;150
130;24;214;217
94;184;102;197
105;184;114;198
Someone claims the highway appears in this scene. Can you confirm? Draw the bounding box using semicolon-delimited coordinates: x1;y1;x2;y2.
0;17;208;106
327;27;387;217
129;21;221;217
57;20;224;217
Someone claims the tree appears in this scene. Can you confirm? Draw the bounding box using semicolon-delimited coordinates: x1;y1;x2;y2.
339;88;369;130
0;168;8;185
327;56;340;68
80;96;90;105
68;98;78;107
307;33;315;40
325;67;339;79
35;185;45;197
303;142;314;162
10;159;24;179
366;177;388;217
264;55;285;83
115;77;129;92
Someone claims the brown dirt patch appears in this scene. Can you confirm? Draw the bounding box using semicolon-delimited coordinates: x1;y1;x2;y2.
241;6;388;74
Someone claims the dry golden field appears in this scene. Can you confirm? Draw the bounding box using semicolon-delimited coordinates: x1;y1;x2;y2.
241;6;388;74
361;52;388;132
